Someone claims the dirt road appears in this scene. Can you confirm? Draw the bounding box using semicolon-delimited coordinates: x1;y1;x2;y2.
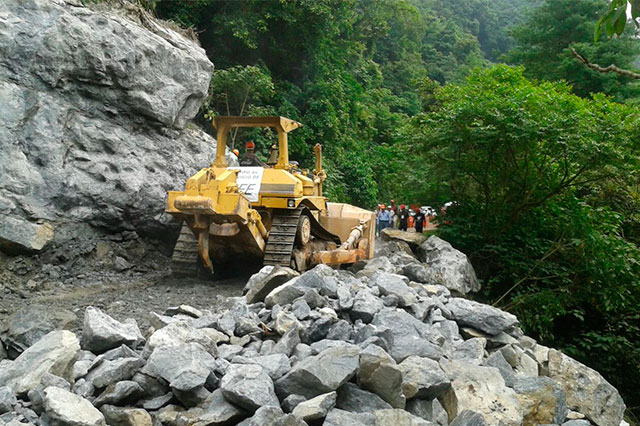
0;273;249;335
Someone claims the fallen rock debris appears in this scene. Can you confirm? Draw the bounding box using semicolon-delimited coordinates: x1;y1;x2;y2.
0;237;627;426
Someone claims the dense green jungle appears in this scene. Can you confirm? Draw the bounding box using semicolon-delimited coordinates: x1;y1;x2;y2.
138;0;640;418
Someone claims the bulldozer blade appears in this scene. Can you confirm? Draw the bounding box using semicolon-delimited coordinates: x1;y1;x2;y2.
174;195;216;214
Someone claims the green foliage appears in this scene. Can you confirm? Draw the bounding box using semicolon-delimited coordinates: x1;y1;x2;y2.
411;65;640;410
595;0;640;41
155;0;522;208
506;0;640;101
427;0;533;62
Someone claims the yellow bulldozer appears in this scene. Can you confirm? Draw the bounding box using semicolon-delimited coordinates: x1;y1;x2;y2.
166;116;375;276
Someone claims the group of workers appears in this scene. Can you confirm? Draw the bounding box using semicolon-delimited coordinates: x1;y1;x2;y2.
375;201;429;236
232;141;281;167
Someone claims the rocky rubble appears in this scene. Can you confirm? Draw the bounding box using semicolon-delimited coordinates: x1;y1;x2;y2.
377;234;480;295
0;237;627;426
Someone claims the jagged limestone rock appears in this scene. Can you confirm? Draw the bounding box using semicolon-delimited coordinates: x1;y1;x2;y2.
0;217;54;254
0;0;235;244
292;391;337;421
43;386;106;426
100;405;153;426
4;305;77;355
418;236;480;294
336;383;393;413
397;356;450;400
276;345;359;400
512;376;567;426
357;344;405;409
446;298;518;335
439;359;523;426
0;330;79;394
547;349;625;426
81;307;144;353
244;266;299;304
141;343;215;392
220;364;279;412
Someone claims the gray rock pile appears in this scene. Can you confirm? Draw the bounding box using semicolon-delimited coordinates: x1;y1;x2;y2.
0;0;235;254
0;241;627;426
375;234;480;295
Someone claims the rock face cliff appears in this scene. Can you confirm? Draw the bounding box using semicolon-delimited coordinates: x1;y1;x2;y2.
0;0;232;253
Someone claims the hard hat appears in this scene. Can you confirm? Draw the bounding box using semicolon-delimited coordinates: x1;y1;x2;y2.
232;149;239;156
400;204;405;209
381;204;386;209
246;141;255;149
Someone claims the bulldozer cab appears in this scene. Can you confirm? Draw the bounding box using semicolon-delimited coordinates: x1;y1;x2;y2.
212;116;302;170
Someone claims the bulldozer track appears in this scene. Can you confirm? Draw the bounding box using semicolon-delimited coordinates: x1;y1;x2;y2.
171;222;199;277
263;208;303;268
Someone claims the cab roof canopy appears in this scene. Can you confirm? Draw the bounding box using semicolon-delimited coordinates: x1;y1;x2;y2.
213;116;302;133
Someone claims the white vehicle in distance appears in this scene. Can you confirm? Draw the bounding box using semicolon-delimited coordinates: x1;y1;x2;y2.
420;206;437;217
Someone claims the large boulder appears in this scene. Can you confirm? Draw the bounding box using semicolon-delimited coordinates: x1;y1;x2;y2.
336;383;393;413
439;359;523;426
397;356;450;400
512;376;567;426
236;405;306;426
275;345;360;400
100;406;153;426
324;409;375;426
2;305;76;354
0;217;54;254
180;389;245;425
546;349;625;426
265;265;337;307
43;386;106;426
372;409;433;426
220;363;279;412
417;236;480;294
357;345;405;409
244;265;299;304
292;391;337;421
0;0;235;246
370;271;417;307
142;320;217;357
380;228;427;252
446;298;518;336
0;330;80;394
81;307;144;353
85;357;145;389
370;309;443;362
142;343;215;392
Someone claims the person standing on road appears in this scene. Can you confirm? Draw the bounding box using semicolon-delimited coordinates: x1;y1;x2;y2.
398;204;409;231
389;200;398;228
378;204;391;232
414;207;426;233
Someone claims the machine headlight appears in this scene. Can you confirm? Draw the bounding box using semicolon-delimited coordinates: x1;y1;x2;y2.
288;199;295;208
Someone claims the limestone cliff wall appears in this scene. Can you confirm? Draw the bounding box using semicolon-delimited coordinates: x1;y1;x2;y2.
0;0;231;252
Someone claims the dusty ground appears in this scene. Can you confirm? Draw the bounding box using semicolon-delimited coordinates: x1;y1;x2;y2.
0;234;251;336
0;231;399;336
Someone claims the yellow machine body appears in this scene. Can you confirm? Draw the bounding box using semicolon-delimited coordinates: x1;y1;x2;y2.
166;116;375;274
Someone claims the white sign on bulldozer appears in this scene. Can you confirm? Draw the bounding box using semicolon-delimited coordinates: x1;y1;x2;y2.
236;167;264;202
